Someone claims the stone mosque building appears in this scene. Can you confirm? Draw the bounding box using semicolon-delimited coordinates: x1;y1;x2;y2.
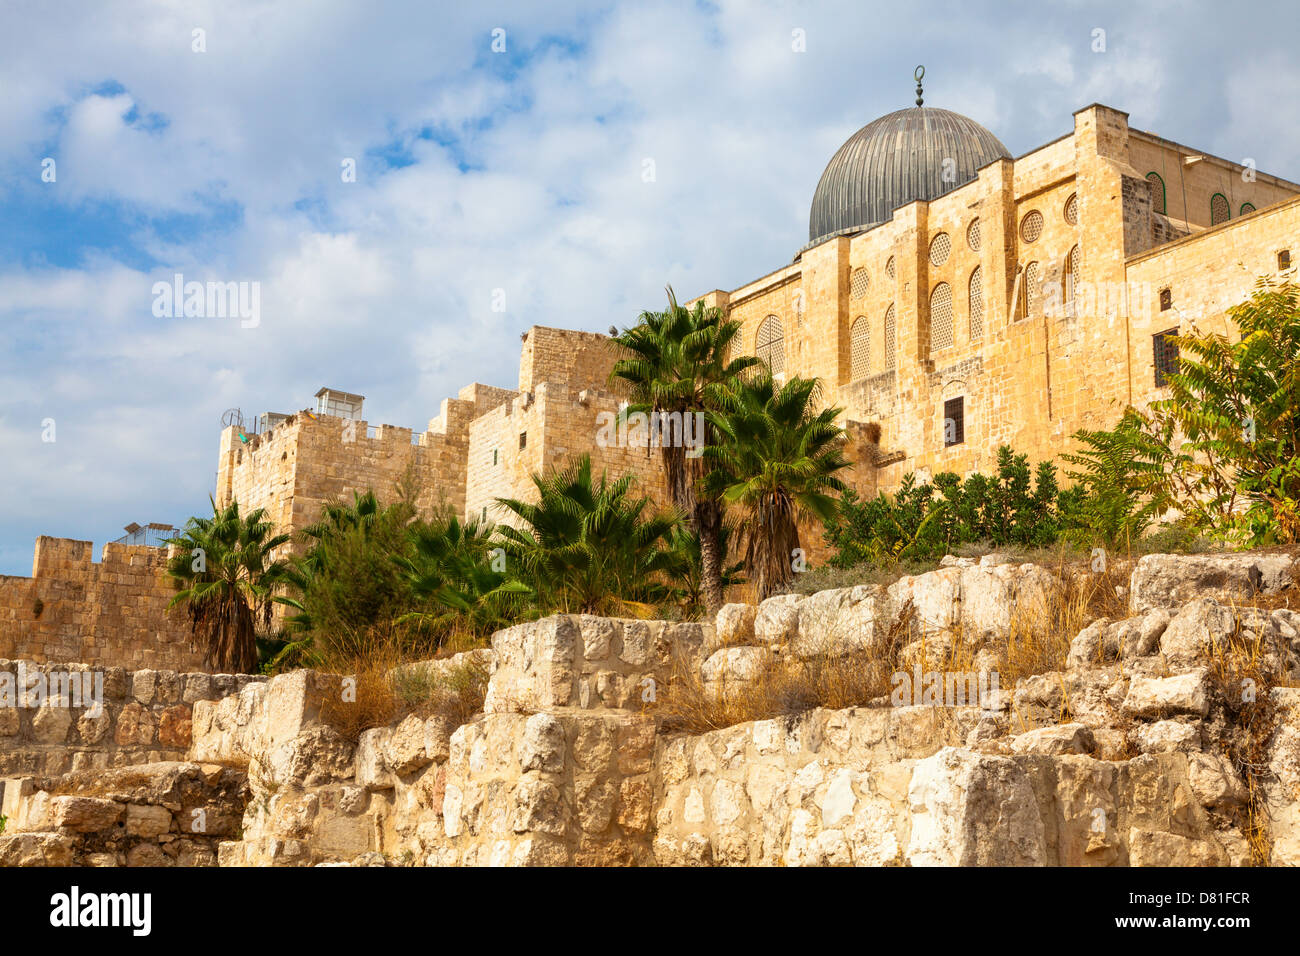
212;78;1300;553
9;76;1300;669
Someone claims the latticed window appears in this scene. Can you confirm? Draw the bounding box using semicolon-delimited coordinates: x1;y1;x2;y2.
1146;172;1166;214
1210;193;1230;226
850;315;870;381
929;232;951;267
1240;202;1256;216
1020;210;1044;243
756;315;785;376
884;304;896;371
1065;193;1079;226
969;267;983;340
967;219;981;251
850;268;870;299
1066;246;1081;303
930;283;953;352
1022;261;1040;316
1153;329;1179;387
886;256;895;280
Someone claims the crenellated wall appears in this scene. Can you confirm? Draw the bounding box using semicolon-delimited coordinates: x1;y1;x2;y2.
0;537;205;672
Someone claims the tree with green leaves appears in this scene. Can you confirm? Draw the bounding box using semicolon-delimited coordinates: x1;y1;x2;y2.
703;374;850;600
275;490;418;666
661;521;746;620
609;287;760;612
165;497;293;673
1158;279;1300;543
494;455;680;616
1063;279;1300;545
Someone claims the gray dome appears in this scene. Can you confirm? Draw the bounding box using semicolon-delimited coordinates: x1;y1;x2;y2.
807;107;1011;248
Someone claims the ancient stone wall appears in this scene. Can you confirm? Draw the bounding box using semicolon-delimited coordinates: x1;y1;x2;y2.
0;659;264;776
0;537;205;672
518;326;626;394
3;549;1299;867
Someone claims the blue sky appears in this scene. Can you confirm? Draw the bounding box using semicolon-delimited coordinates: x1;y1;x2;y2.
2;0;1298;575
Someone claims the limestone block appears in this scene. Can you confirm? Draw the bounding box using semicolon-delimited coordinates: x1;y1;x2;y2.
712;604;757;652
701;646;770;692
754;593;804;645
126;804;174;838
906;747;1046;866
0;833;75;866
50;796;125;833
356;727;395;791
1127;828;1229;866
114;702;156;746
32;703;73;744
1129;552;1296;612
1133;720;1201;754
518;713;566;774
1123;670;1210;719
888;566;962;634
1009;723;1095;756
384;714;431;777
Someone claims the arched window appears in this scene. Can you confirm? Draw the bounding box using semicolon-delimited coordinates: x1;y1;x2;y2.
930;283;954;352
1022;261;1040;317
884;304;896;371
850;268;870;300
886;256;896;280
1210;193;1230;226
850;315;870;381
1066;246;1081;305
967;219;981;252
1145;172;1166;214
1064;193;1079;226
969;267;984;341
756;315;785;376
1240;202;1256;216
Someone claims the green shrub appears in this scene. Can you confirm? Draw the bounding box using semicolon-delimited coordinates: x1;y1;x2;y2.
824;446;1066;566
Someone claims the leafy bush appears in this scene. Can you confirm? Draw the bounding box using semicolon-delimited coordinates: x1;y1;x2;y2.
824;446;1065;566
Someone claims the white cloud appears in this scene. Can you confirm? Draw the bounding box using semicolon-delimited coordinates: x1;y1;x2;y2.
0;0;1297;572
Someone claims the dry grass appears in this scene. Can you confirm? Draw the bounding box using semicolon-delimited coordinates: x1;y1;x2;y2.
316;637;489;742
1203;594;1298;866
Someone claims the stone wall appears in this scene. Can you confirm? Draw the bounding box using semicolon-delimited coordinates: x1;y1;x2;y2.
0;537;205;672
518;326;625;394
0;659;264;776
7;551;1296;867
190;550;1299;868
0;762;247;867
651;707;1248;866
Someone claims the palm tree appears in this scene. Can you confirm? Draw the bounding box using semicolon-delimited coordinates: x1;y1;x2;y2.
662;521;746;620
396;513;533;647
493;455;680;616
609;287;759;612
703;374;850;600
165;497;293;673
